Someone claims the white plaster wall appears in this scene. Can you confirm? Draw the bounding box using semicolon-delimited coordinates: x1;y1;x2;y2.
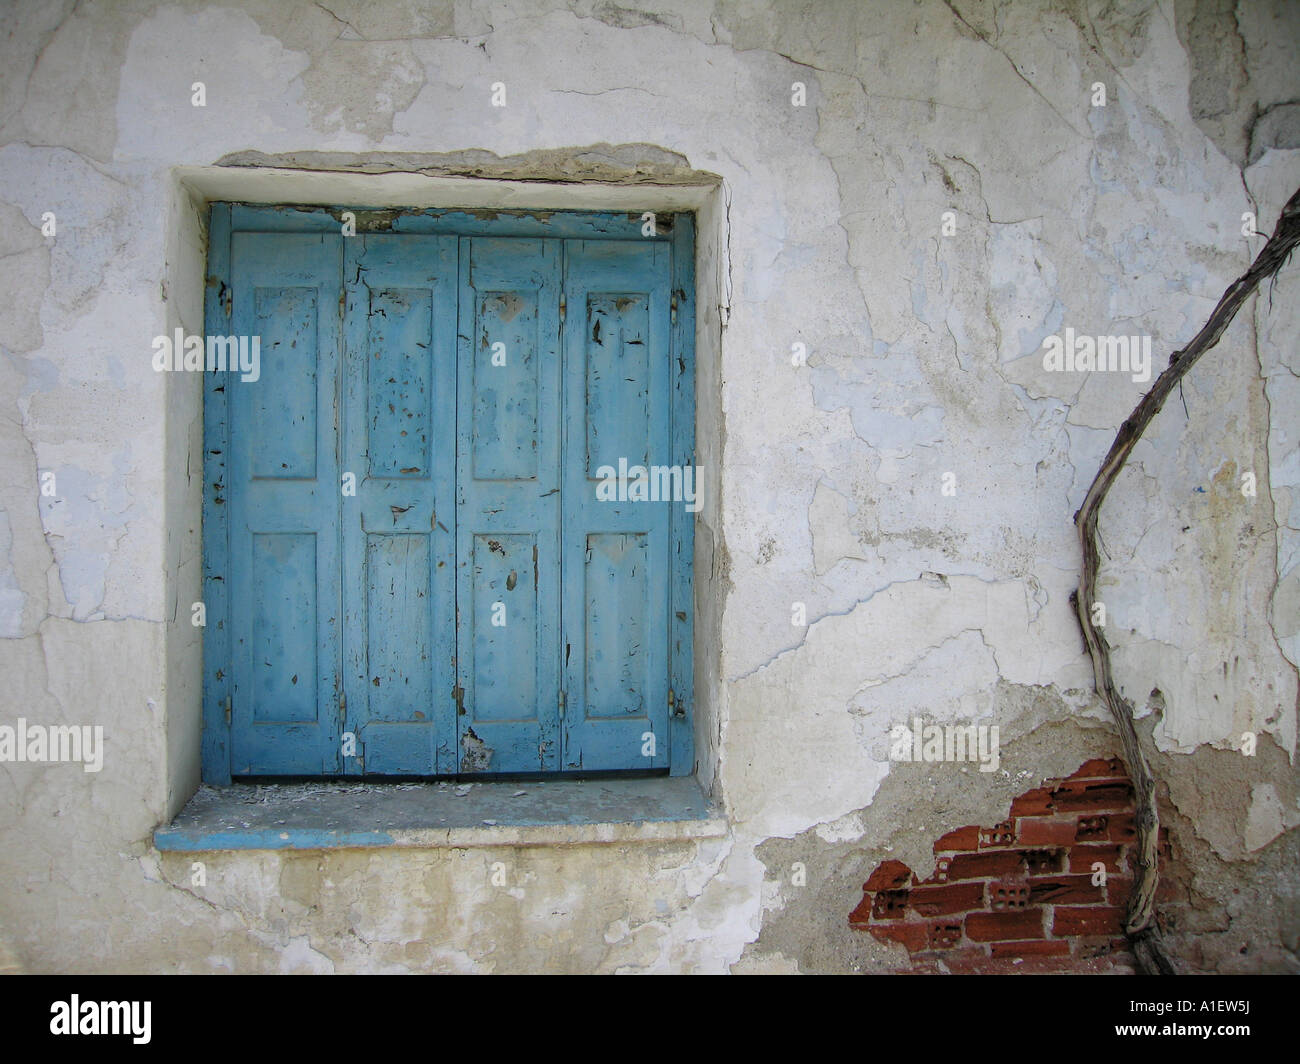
0;0;1297;973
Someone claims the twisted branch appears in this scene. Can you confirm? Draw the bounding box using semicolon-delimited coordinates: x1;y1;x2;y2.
1072;186;1300;976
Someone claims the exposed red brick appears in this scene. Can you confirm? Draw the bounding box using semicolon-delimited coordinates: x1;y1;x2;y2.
1053;906;1126;937
1106;877;1133;906
849;756;1164;973
1009;787;1054;817
966;908;1045;942
869;921;929;953
1023;849;1064;875
1050;780;1134;812
944;850;1025;880
1016;817;1075;846
909;881;985;916
1068;844;1124;874
872;889;910;920
1028;875;1105;906
990;881;1030;910
978;820;1016;848
939;947;999;974
927;921;964;950
864;859;913;892
933;825;981;852
1106;813;1137;842
990;939;1071;959
1072;757;1126;778
1075;815;1110;842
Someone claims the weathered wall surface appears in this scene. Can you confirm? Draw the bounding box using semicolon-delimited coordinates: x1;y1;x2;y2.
0;0;1297;973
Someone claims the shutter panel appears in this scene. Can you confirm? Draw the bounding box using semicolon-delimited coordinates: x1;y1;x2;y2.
342;234;459;774
455;238;563;772
560;240;673;770
227;232;344;775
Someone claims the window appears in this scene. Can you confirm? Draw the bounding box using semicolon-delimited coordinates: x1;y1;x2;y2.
201;206;695;781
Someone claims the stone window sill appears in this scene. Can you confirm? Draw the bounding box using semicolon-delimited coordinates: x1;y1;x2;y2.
154;776;726;851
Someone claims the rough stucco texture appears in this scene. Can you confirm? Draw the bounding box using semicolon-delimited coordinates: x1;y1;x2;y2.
0;0;1298;973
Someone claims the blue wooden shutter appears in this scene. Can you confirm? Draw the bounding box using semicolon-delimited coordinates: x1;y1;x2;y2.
455;238;564;772
560;240;674;770
341;234;459;774
209;213;691;781
227;232;344;775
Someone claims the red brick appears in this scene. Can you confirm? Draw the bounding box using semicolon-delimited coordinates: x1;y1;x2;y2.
938;947;998;973
871;889;909;920
869;921;929;952
909;881;984;916
933;826;981;853
1075;815;1110;842
943;850;1025;880
1023;849;1064;875
978;821;1016;848
1053;906;1126;937
1068;844;1124;874
990;939;1072;959
989;881;1031;910
1107;813;1137;842
964;953;1131;974
966;908;1045;942
1016;817;1075;846
1071;757;1127;779
1050;780;1134;812
1009;787;1054;817
927;921;964;950
1106;876;1134;906
864;859;913;892
1028;875;1106;906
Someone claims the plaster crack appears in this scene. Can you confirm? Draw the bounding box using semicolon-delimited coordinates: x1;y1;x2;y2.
552;87;658;98
941;0;1087;140
313;1;364;43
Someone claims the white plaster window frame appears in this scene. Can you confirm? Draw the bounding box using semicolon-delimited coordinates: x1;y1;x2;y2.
155;163;729;846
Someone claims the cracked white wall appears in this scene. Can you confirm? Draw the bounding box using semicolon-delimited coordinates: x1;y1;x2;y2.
0;0;1297;973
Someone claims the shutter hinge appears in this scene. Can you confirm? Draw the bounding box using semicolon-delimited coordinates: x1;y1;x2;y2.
453;685;465;715
339;690;347;728
559;292;566;323
668;687;686;718
670;291;678;325
223;285;232;318
558;690;566;719
223;695;232;726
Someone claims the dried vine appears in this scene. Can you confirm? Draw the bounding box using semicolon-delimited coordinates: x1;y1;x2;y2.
1072;186;1300;976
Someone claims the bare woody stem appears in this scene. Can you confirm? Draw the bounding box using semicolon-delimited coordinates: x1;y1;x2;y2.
1072;186;1300;976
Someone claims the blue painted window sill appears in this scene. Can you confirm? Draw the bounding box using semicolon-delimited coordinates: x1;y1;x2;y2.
154;777;725;851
